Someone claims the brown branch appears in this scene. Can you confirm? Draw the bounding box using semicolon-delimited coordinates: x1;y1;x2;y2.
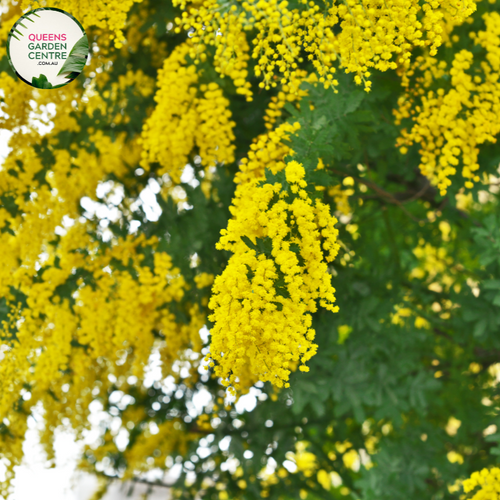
94;470;173;489
330;168;426;223
433;328;462;346
333;168;486;229
473;347;500;370
394;179;431;203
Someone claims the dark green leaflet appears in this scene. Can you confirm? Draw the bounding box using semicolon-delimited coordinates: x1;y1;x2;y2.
64;72;81;80
32;74;53;89
57;35;88;78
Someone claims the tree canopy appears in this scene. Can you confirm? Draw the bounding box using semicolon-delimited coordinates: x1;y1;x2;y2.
1;0;500;499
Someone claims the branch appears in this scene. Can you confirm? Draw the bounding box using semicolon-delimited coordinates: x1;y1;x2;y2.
473;347;500;370
95;471;174;489
330;168;426;223
433;327;462;347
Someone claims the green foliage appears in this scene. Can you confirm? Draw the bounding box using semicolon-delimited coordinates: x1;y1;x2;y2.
78;55;500;498
8;1;500;499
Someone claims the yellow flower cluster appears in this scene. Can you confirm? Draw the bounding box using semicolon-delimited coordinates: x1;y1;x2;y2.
410;240;456;290
286;441;318;477
463;467;500;499
0;416;27;498
391;303;430;329
0;5;221;493
195;272;215;289
264;70;311;130
210;8;254;101
0;225;208;490
328;184;354;216
139;42;236;185
395;12;500;195
236;121;298;185
208;151;340;394
174;0;476;93
20;0;143;47
0;72;33;129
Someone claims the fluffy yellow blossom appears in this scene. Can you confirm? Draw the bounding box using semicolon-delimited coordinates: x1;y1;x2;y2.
410;241;457;292
208;142;339;393
20;0;143;46
195;272;216;289
328;184;354;216
139;42;236;185
462;467;500;499
236;121;299;185
317;469;331;490
0;3;219;494
174;0;476;93
285;442;319;477
395;12;500;194
0;225;204;490
264;71;314;129
337;324;352;344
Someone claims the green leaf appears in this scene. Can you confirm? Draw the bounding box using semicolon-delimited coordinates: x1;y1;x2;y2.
284;102;299;117
344;90;365;114
64;72;81;80
485;433;500;443
241;235;258;252
67;35;90;58
32;74;53;89
309;170;334;186
57;35;88;77
0;298;9;323
255;236;273;254
474;318;488;337
310;397;325;417
243;264;255;282
312;115;328;130
57;59;86;77
482;280;500;290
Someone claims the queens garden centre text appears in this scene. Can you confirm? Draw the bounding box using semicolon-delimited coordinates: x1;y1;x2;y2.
27;33;67;60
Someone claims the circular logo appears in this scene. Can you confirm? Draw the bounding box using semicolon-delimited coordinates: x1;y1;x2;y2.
7;8;89;90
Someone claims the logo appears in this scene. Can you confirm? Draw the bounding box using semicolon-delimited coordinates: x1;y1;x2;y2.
7;8;89;89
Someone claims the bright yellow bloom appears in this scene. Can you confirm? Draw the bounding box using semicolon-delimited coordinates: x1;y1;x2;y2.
173;0;476;94
462;467;500;499
208;124;339;394
140;42;236;186
395;13;500;194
